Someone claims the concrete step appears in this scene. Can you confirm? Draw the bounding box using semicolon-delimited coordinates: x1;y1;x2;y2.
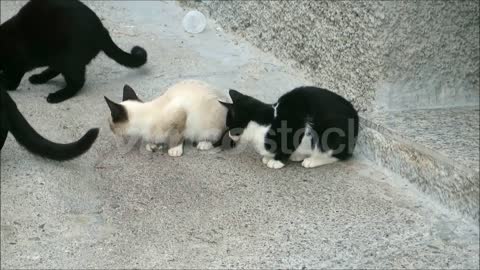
358;107;479;222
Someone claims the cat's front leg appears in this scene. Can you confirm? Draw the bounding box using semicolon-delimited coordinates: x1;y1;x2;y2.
29;68;60;84
47;66;85;103
168;143;183;157
262;156;273;165
262;155;285;169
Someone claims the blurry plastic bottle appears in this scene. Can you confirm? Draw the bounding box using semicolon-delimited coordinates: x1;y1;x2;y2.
182;10;207;34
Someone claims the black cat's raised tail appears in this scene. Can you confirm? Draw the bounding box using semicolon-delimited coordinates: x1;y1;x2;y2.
1;91;99;161
102;29;147;68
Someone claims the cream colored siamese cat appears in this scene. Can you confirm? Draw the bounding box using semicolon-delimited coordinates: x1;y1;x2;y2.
104;80;228;157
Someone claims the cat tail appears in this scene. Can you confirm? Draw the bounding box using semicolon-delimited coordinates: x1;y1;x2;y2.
1;91;99;161
101;28;147;68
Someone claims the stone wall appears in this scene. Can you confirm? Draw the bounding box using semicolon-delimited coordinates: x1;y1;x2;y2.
181;1;479;112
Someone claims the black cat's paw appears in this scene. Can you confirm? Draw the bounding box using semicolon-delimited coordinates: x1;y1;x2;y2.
29;74;47;84
47;92;67;103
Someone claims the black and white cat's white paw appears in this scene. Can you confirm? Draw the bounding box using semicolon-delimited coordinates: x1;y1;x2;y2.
290;153;306;162
301;155;338;168
262;156;285;169
197;141;213;151
168;144;183;157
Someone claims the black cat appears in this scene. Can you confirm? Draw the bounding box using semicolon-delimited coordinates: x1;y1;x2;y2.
0;89;99;160
220;87;359;169
0;0;147;103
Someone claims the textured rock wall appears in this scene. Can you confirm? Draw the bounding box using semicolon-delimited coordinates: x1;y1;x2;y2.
181;1;479;112
376;1;480;111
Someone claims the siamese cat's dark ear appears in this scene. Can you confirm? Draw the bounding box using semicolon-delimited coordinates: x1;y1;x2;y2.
123;84;141;102
105;96;128;122
219;100;233;110
228;89;245;102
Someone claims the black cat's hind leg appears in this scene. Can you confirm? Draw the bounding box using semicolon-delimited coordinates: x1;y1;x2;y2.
46;66;85;103
29;68;60;84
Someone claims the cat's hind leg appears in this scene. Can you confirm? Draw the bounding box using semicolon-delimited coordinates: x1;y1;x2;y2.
197;141;213;151
167;132;184;157
290;152;307;162
266;159;285;169
47;66;85;103
166;109;186;157
301;150;338;168
290;131;312;162
262;155;285;169
29;68;60;85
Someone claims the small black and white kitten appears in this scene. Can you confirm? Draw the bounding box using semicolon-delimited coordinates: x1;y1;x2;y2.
0;0;147;103
220;87;359;169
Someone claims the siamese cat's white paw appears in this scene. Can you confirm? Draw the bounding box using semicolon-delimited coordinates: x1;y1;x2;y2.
266;159;285;169
146;143;159;152
168;145;183;157
262;156;273;164
197;141;213;151
302;156;337;168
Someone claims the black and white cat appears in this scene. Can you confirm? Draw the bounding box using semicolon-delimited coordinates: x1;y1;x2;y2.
0;0;147;103
220;87;359;169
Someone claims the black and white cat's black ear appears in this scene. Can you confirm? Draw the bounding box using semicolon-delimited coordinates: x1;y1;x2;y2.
105;96;128;122
228;89;245;102
218;100;233;110
123;84;141;102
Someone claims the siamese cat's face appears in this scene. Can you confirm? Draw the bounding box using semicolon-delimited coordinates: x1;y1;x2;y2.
105;85;142;137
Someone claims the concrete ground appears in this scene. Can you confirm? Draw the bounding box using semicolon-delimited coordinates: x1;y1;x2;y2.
1;1;478;269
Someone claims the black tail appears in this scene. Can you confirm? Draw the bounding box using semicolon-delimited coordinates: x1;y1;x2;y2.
102;28;147;68
1;91;99;161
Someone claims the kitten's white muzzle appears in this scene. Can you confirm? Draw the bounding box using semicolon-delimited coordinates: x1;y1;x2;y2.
228;131;240;142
